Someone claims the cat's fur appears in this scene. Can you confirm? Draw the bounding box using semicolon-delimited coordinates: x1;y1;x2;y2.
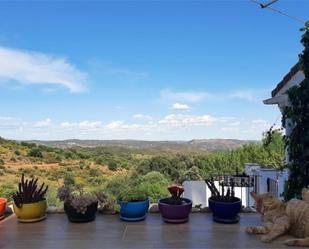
246;189;309;247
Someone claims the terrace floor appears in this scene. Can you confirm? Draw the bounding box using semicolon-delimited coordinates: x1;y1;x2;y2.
0;213;301;249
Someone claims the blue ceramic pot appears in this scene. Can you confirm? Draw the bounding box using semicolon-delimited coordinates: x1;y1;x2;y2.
118;198;149;221
208;197;241;224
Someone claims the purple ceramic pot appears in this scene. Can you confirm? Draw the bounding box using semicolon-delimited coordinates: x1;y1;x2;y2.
158;197;192;224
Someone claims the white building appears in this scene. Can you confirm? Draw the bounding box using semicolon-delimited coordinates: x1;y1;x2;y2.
263;63;305;163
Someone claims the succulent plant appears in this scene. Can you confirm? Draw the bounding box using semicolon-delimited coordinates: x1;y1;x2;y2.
57;185;108;214
166;184;184;205
13;174;48;208
205;178;236;202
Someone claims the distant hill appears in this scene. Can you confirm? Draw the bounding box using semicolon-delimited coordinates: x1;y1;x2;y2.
29;139;257;152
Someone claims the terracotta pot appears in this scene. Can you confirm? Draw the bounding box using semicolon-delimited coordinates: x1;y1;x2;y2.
0;198;7;220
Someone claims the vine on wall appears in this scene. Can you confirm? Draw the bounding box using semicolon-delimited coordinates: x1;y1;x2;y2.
283;22;309;200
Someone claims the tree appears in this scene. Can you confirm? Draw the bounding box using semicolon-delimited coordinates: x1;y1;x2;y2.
262;130;285;169
283;22;309;200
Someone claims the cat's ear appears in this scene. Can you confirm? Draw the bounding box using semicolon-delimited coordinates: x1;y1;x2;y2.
250;191;259;201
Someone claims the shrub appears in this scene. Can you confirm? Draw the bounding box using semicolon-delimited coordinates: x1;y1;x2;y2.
0;184;16;202
64;151;74;159
95;157;105;165
0;158;4;166
179;166;203;183
21;142;36;148
105;175;130;198
27;147;43;158
141;171;169;185
43;152;61;163
89;167;101;177
140;171;169;202
14;150;21;156
108;161;117;171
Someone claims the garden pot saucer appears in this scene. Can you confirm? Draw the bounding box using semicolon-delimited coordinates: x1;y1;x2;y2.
67;216;96;223
120;213;147;222
17;215;47;223
162;217;189;224
213;214;240;224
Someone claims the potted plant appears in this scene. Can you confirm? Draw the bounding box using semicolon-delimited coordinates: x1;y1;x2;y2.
158;184;192;223
12;175;48;222
206;178;241;224
57;184;108;223
118;186;149;221
0;197;7;220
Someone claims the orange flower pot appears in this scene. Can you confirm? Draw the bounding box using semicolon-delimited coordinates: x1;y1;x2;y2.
0;198;7;220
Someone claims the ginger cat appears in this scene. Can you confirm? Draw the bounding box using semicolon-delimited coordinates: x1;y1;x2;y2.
246;189;309;247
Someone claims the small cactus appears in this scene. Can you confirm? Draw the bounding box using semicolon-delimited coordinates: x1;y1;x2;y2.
13;174;48;208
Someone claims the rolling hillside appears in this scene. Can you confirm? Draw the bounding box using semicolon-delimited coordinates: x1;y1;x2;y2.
30;139;256;152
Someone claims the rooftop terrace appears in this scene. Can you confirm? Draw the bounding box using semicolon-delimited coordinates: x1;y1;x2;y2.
0;213;301;249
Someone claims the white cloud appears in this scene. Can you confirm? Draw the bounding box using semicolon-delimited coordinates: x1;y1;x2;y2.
172;103;190;111
0;115;274;141
160;89;210;103
106;121;124;129
158;114;216;127
0;116;14;121
34;118;52;128
61;120;102;129
0;47;87;92
133;114;152;119
229;90;256;101
133;114;143;118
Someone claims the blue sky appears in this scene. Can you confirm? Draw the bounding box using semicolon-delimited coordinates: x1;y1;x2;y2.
0;0;307;141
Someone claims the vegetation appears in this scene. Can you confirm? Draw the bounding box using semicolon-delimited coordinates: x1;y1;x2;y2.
283;22;309;200
0;131;284;205
166;185;185;205
13;175;48;208
206;179;236;202
57;183;108;214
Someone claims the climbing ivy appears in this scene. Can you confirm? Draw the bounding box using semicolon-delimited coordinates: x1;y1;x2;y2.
283;21;309;200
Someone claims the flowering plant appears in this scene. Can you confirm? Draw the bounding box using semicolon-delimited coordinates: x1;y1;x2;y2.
167;184;184;205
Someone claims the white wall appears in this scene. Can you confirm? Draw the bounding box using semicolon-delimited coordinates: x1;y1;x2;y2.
183;180;251;208
183;165;289;208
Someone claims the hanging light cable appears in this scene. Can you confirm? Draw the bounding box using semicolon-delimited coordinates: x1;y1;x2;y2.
250;0;306;24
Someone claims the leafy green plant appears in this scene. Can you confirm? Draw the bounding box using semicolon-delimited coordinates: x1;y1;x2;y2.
282;23;309;200
118;185;148;202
